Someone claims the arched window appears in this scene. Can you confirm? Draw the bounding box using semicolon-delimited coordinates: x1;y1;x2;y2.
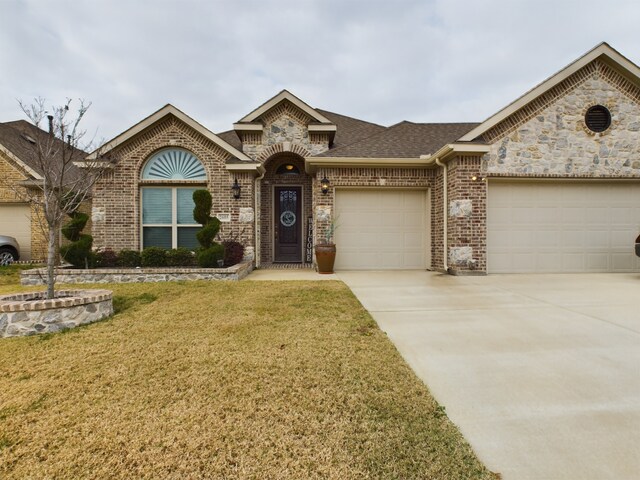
275;163;301;175
142;148;206;180
140;149;206;250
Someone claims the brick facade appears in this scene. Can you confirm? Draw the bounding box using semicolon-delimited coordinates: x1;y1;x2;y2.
0;151;47;261
92;116;255;253
88;49;640;275
259;153;312;264
446;156;486;274
311;166;438;267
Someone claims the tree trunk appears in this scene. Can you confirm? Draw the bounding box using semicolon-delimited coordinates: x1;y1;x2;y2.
46;227;57;299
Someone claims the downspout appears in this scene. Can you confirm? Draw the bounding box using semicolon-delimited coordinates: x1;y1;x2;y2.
435;158;448;272
254;168;266;268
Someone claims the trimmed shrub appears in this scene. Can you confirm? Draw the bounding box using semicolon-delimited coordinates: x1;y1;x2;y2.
60;211;93;268
61;212;89;241
117;249;141;268
222;240;244;267
60;234;93;268
141;247;167;267
192;189;224;268
94;248;118;268
166;248;196;267
196;244;224;268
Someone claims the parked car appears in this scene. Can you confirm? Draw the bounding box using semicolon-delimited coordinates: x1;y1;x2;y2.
0;235;20;265
636;234;640;258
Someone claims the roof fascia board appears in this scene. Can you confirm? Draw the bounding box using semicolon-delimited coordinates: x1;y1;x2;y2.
232;123;263;132
307;124;337;132
238;90;334;124
0;143;43;180
460;43;640;142
88;105;252;161
225;162;265;176
431;143;491;162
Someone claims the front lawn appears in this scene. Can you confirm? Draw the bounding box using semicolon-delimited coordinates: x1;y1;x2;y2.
0;274;497;479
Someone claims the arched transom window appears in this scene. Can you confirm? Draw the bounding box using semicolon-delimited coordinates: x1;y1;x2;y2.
142;148;206;180
140;148;206;250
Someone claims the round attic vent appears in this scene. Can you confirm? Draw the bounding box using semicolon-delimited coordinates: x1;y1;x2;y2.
585;105;611;133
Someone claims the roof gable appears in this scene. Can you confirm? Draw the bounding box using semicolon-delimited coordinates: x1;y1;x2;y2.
237;90;334;124
0;120;87;181
90;104;251;161
460;42;640;142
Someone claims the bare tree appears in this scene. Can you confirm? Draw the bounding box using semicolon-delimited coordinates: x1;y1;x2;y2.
12;98;109;299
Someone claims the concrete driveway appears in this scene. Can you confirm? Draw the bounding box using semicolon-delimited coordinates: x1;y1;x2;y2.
337;271;640;480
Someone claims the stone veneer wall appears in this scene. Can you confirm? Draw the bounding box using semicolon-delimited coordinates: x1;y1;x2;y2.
0;289;112;338
259;153;312;264
239;101;330;160
21;261;253;286
483;60;640;178
92;116;255;253
234;101;332;265
446;156;486;274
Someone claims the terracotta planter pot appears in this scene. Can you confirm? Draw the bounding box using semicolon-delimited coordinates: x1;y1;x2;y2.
315;244;336;274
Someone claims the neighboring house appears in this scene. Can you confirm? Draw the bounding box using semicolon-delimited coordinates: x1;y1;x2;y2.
89;42;640;274
0;120;87;262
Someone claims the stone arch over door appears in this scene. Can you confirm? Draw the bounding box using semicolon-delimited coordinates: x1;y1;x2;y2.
259;152;313;264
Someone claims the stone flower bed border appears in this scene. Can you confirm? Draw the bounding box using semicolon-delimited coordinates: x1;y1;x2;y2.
0;289;113;338
20;261;254;286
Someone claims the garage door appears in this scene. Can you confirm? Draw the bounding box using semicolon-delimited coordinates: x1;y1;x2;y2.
0;204;31;261
488;182;640;273
334;189;428;270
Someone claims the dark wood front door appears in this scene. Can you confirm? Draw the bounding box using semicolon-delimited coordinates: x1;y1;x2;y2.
274;186;302;262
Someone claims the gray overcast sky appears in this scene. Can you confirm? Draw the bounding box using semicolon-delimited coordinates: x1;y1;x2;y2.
1;0;639;145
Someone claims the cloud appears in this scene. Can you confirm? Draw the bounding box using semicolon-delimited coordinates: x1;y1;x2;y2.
1;0;639;142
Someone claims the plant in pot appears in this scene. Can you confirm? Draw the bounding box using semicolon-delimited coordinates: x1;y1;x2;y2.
315;216;338;274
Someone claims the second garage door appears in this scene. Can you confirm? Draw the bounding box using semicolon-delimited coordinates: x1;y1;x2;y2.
0;204;31;261
488;181;640;273
334;189;428;270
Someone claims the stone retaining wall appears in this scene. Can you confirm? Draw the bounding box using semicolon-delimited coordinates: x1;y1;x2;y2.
0;289;113;338
20;261;254;286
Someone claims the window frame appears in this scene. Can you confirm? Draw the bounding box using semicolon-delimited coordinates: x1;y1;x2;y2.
140;186;202;250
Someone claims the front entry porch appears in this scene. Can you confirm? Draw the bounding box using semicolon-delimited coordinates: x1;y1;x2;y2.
258;152;313;266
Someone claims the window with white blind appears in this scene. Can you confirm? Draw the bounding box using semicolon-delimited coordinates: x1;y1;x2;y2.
141;187;201;249
140;148;206;250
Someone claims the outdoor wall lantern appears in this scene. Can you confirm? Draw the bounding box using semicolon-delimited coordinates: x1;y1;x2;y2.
320;176;330;195
231;179;241;199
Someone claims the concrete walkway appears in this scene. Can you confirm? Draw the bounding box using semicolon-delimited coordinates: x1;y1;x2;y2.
246;268;337;281
337;271;640;480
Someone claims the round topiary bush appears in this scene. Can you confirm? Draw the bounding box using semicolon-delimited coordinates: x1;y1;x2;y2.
117;249;141;268
196;244;224;268
141;247;167;267
166;248;196;267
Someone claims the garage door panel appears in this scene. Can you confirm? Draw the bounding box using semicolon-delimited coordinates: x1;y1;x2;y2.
335;190;427;270
489;182;640;273
0;204;31;261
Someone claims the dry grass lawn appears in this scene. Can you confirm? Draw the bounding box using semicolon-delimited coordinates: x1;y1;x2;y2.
0;269;498;479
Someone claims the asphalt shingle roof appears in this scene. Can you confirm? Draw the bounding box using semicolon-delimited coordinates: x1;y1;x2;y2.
0;120;87;180
314;121;481;158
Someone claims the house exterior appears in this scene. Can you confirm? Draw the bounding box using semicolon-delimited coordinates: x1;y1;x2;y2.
0;121;54;261
88;42;640;274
